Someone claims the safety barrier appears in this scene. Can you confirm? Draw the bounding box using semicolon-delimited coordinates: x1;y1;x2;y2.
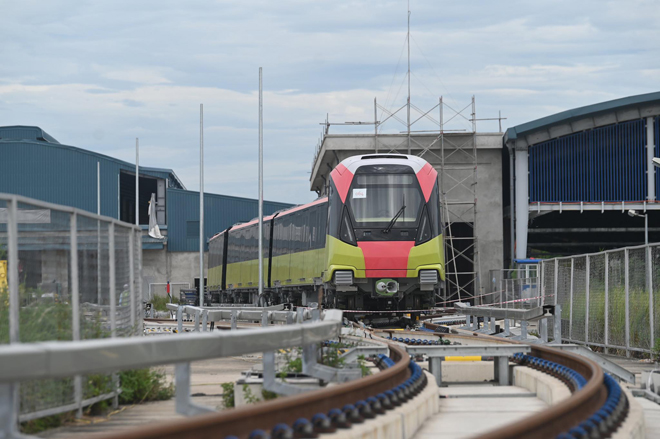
0;193;143;424
0;308;343;438
542;243;659;355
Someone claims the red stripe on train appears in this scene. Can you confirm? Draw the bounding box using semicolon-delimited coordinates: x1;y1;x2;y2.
416;162;437;202
330;163;353;203
357;241;415;278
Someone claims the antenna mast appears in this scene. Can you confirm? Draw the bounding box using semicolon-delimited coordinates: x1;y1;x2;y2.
407;0;411;154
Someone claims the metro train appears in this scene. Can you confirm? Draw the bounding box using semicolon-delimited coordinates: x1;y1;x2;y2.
207;154;444;313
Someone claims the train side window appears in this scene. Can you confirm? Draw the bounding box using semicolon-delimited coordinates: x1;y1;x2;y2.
283;215;292;255
309;209;317;249
299;210;308;252
319;203;328;247
295;212;303;253
272;221;281;257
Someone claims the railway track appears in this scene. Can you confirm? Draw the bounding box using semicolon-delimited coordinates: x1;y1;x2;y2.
106;319;631;439
424;322;627;439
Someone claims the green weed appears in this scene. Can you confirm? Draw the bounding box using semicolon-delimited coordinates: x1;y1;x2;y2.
221;382;235;408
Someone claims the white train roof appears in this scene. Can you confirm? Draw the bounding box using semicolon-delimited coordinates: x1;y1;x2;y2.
337;154;429;174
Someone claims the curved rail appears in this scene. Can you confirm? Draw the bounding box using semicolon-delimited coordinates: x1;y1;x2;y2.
103;320;626;439
423;322;619;439
98;342;413;439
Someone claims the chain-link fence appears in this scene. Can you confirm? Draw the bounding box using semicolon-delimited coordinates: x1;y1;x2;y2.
539;243;659;356
487;265;541;308
0;193;142;421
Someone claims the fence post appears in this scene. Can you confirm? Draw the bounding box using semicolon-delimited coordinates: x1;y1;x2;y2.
585;254;590;345
624;248;630;358
553;259;558;307
70;213;83;418
108;222;119;408
128;227;136;331
648;245;654;352
5;198;20;435
604;252;609;354
136;228;143;327
0;384;21;439
569;258;574;341
7;198;19;345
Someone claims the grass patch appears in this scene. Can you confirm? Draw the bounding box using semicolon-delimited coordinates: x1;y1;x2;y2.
21;412;76;435
118;369;174;404
151;294;179;312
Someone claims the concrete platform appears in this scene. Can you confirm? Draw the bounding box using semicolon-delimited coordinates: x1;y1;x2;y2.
413;385;547;439
636;397;660;438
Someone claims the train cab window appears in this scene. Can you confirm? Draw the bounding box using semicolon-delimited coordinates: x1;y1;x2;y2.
348;174;423;227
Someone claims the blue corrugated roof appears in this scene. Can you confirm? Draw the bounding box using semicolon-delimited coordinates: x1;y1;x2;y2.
505;91;660;144
0;126;185;189
0;126;60;144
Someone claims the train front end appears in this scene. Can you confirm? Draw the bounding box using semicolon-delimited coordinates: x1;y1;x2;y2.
324;154;444;314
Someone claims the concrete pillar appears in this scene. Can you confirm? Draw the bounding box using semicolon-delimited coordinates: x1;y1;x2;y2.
540;318;548;343
648;117;656;201
429;357;443;386
496;356;509;386
515;147;529;260
553;305;562;343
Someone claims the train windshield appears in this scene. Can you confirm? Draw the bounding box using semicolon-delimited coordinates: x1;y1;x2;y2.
348;174;423;226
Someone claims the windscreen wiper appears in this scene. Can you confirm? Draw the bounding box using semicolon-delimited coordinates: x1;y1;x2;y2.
382;204;406;234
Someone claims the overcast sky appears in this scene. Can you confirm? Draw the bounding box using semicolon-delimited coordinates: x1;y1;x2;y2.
1;0;659;204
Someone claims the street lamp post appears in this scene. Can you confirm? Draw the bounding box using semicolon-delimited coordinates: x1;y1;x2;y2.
628;210;648;246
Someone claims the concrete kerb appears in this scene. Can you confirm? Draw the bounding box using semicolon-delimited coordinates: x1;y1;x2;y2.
318;371;439;439
512;366;571;406
611;387;646;439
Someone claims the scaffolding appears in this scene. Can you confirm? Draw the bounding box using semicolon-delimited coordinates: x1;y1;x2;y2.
310;4;508;304
316;95;484;305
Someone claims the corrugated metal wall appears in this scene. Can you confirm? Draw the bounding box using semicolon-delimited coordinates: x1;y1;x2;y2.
529;119;648;202
1;140;124;218
166;188;293;252
0;139;179;219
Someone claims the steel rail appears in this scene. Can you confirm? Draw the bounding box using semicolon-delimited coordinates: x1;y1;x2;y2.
423;322;611;439
96;342;411;439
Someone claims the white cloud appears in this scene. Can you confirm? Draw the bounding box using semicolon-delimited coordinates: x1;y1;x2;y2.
0;0;659;203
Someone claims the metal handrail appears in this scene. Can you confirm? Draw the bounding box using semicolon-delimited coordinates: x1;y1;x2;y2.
0;310;343;383
169;303;314;324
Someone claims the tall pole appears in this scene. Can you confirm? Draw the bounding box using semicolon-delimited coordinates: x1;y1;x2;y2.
199;104;205;307
97;161;101;305
406;0;411;155
135;138;139;226
258;68;264;304
374;97;378;153
97;162;101;216
645;214;649;246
